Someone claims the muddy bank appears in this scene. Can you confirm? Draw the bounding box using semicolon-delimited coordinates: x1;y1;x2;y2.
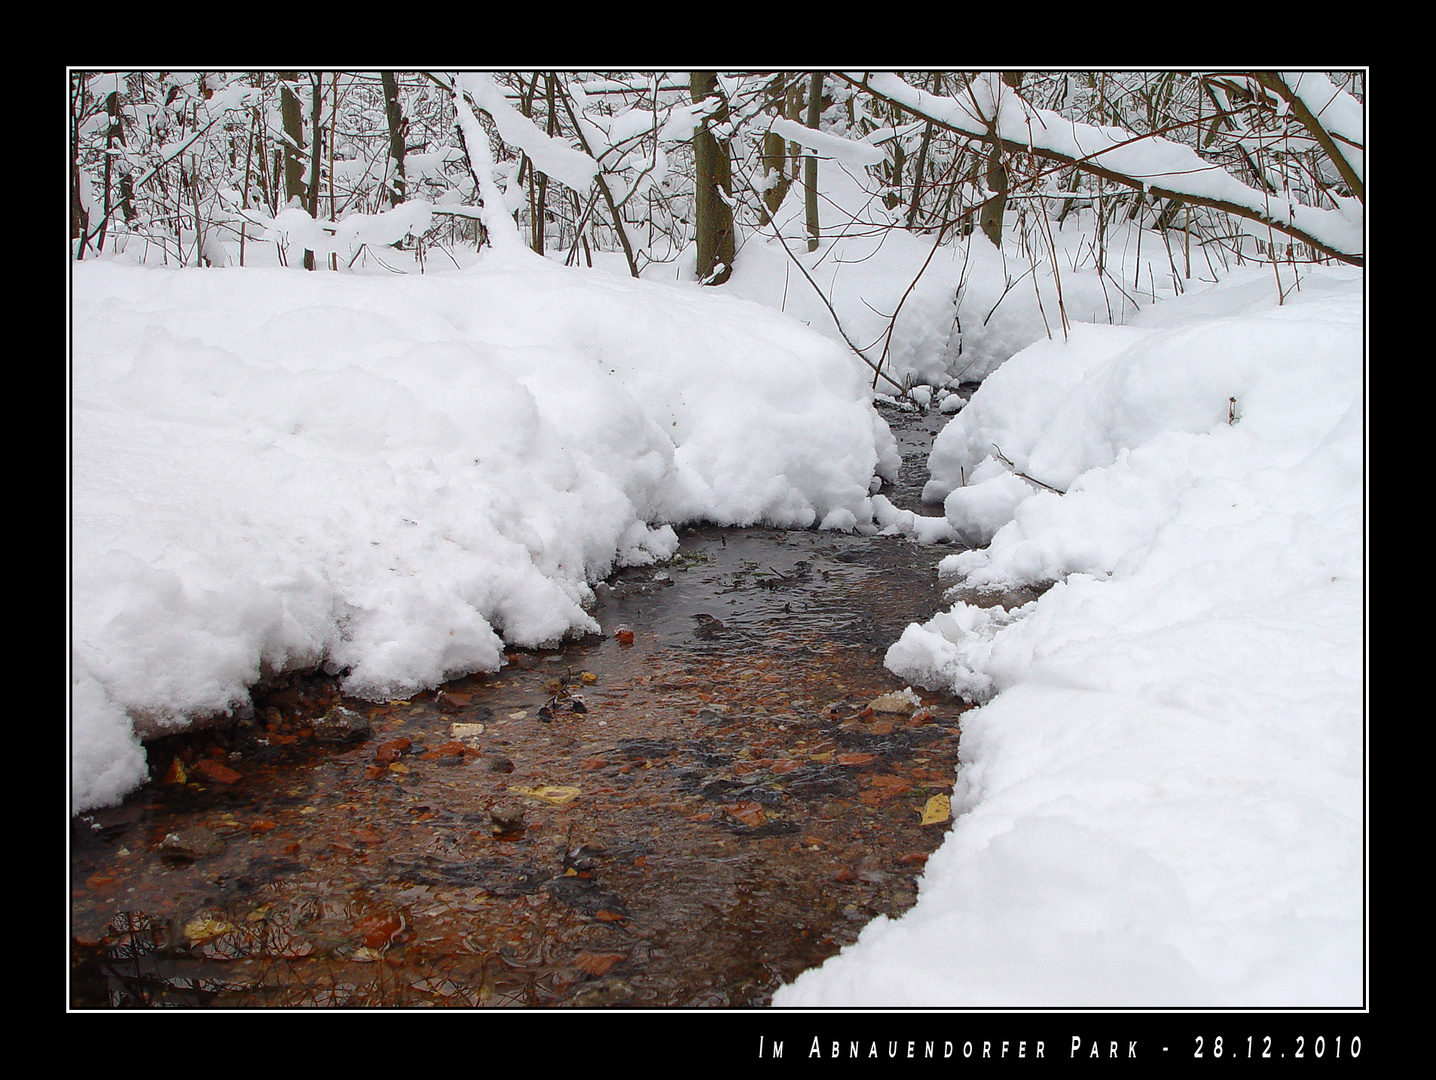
70;404;972;1009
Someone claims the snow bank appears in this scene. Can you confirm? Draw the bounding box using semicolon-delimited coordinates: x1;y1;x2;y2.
774;266;1364;1007
70;249;897;814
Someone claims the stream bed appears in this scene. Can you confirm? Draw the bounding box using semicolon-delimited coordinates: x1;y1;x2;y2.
70;402;973;1008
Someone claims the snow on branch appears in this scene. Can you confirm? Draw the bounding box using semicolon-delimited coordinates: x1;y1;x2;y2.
767;116;886;167
1249;72;1364;202
847;71;1363;266
455;73;598;193
446;75;523;253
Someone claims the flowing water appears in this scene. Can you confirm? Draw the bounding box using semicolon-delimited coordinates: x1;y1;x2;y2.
70;402;973;1008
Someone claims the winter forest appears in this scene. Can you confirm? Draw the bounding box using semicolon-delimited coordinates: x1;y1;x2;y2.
69;71;1365;1012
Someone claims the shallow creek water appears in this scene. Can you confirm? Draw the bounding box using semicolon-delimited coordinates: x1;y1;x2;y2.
70;403;974;1008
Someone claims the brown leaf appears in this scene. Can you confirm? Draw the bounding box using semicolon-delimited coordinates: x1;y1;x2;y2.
435;690;471;712
724;802;766;827
575;951;625;977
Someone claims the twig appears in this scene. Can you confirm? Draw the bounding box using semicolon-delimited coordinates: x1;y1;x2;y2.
991;444;1065;494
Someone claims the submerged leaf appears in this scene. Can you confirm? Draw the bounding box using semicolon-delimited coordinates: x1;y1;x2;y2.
511;784;581;805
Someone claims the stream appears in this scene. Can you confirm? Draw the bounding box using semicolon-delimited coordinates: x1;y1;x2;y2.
70;400;974;1008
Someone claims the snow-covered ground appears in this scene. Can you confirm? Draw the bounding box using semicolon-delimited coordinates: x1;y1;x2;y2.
70;193;1363;1007
774;263;1364;1008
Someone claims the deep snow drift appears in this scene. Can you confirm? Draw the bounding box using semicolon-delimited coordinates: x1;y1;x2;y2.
773;265;1364;1007
70;248;898;814
70;206;1363;1009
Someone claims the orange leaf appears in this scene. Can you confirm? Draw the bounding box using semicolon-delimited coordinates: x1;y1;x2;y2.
192;759;242;784
374;738;411;764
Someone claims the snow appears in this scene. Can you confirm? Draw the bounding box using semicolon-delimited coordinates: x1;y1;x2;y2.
70;151;1363;1009
773;265;1364;1007
70;247;897;814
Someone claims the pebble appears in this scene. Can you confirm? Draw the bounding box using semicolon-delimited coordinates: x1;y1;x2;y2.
312;705;372;744
489;805;525;831
159;826;226;859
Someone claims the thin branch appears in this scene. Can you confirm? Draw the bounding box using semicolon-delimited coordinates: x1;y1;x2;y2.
991;444;1065;495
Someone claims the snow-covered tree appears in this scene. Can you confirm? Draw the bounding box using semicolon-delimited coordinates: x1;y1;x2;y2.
70;70;1364;275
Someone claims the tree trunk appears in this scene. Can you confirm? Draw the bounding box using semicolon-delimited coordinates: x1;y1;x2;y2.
905;73;941;229
527;74;557;256
760;73;792;220
278;73;308;211
304;75;323;270
690;72;734;284
804;72;823;252
380;71;408;207
97;87;135;252
71;73;91;255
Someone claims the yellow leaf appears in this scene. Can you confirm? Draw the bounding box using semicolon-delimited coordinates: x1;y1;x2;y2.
184;917;234;941
920;794;951;825
510;784;581;805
